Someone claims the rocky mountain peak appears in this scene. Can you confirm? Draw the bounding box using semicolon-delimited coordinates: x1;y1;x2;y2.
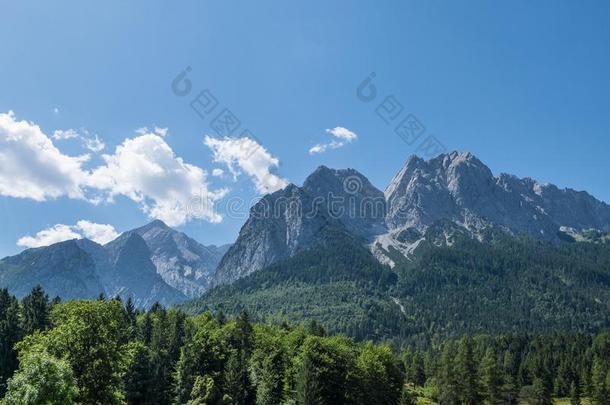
141;219;170;231
384;151;610;244
126;220;230;298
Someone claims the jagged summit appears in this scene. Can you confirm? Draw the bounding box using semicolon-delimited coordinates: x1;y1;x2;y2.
138;219;170;231
385;151;610;240
218;151;610;280
3;151;610;297
213;165;388;286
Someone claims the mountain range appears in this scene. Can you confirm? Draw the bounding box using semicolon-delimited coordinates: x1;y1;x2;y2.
2;151;610;316
215;151;610;280
0;220;229;307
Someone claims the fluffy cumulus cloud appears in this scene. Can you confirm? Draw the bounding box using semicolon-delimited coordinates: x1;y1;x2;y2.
89;130;227;226
0;111;90;201
75;220;120;244
1;112;230;226
204;136;288;194
17;224;81;248
212;168;224;177
17;220;120;248
309;126;358;154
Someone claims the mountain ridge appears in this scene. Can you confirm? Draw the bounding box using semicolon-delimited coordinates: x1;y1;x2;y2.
214;151;610;283
2;151;610;308
0;220;229;307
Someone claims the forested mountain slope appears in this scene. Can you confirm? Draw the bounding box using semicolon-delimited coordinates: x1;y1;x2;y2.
185;227;610;344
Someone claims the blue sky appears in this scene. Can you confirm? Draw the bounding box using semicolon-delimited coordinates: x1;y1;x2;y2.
1;0;609;257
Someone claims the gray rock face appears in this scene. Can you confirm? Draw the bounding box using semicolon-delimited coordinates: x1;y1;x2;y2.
103;232;186;307
129;220;230;298
302;166;387;238
213;183;340;286
385;151;610;242
214;166;388;286
216;152;610;283
3;152;608;297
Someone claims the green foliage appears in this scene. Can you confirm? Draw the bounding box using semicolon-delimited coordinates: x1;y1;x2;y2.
183;230;610;349
400;333;610;405
180;231;400;342
294;335;357;405
455;336;481;404
122;341;155;405
20;285;50;336
394;235;610;343
354;342;403;405
17;300;126;404
478;348;504;404
2;349;78;405
0;289;22;396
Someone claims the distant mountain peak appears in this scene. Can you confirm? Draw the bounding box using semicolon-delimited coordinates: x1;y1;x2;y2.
0;219;230;306
128;219;230;298
139;219;170;231
384;150;610;243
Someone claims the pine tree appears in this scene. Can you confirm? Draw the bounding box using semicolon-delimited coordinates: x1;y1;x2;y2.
227;310;254;404
592;358;609;405
296;354;323;405
455;336;480;404
141;312;153;345
223;350;244;404
570;380;581;405
410;351;426;387
254;348;284;405
479;348;504;404
124;342;155;404
555;359;571;397
532;376;553;405
125;297;136;324
0;289;22;396
20;285;50;335
399;386;416;405
437;343;458;405
580;365;592;398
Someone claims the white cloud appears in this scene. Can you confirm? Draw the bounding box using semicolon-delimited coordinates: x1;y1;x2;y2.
154;127;168;137
309;126;358;155
212;168;224;177
90;130;227;226
204;136;288;194
1;112;228;226
52;127;106;153
83;134;105;152
327;126;357;141
17;224;82;248
17;220;120;248
0;111;90;201
136;126;168;137
75;220;119;244
53;129;80;140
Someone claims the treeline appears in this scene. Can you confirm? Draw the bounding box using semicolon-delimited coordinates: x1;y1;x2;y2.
402;334;610;404
0;286;405;405
4;286;610;404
